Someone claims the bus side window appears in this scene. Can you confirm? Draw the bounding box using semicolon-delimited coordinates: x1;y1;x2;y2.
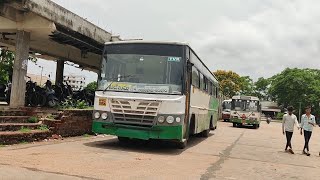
192;66;200;88
215;87;218;98
199;73;204;91
203;76;208;92
209;82;213;95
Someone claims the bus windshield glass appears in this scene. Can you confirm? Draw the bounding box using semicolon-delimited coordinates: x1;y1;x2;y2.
232;99;259;112
222;101;231;110
98;44;184;94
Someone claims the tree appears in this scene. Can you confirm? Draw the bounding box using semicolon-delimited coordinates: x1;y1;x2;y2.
239;76;254;96
0;49;37;84
213;70;242;98
269;68;320;115
0;50;14;84
85;81;97;92
254;77;271;101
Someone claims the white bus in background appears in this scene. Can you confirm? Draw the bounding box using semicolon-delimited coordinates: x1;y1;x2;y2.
230;96;261;129
222;99;232;122
92;41;220;148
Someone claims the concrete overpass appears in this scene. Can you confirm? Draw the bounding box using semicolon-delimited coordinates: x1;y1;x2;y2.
0;0;121;107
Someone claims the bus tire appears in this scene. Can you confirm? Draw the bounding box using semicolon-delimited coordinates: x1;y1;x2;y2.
210;116;215;130
176;139;187;149
233;123;237;127
118;137;130;143
253;124;258;129
201;129;210;137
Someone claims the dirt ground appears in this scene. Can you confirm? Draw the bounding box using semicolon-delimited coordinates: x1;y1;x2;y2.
0;121;320;180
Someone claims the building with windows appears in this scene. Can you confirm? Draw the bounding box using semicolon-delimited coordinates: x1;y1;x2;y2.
63;74;86;91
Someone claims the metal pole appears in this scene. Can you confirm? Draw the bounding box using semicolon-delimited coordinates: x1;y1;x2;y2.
39;66;43;86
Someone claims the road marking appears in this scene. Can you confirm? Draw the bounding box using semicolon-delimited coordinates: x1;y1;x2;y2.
200;131;245;180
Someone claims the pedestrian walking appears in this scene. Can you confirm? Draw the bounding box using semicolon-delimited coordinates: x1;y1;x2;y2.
300;106;316;156
282;106;300;154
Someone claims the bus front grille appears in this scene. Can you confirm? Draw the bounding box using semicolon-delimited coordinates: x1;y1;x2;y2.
110;99;161;126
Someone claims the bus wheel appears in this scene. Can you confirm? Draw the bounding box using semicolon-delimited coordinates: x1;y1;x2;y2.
201;129;210;137
233;123;237;127
176;139;187;149
253;124;258;129
118;137;130;143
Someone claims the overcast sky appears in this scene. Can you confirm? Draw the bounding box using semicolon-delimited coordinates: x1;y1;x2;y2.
30;0;320;82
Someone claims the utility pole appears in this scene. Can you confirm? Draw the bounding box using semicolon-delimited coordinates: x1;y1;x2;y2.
39;65;43;86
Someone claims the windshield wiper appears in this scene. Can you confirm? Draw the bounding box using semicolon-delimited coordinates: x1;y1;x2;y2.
103;75;135;94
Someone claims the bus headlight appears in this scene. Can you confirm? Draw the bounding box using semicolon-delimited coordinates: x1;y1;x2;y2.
166;116;174;124
101;112;108;120
158;116;165;123
176;117;181;123
94;112;100;119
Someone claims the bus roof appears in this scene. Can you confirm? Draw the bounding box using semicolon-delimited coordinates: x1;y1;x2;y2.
105;40;189;46
232;96;260;101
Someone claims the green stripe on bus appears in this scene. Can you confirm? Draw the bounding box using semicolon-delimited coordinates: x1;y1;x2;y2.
92;121;183;141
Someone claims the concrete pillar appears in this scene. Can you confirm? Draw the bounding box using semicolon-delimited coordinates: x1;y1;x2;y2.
55;60;64;85
10;30;30;108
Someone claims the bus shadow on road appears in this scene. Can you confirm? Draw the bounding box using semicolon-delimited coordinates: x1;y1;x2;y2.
83;133;214;156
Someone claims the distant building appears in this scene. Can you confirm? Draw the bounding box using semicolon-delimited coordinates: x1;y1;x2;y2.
261;101;281;118
63;74;86;91
27;73;50;86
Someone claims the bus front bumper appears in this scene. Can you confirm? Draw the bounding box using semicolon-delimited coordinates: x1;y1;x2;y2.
230;118;260;125
92;121;183;141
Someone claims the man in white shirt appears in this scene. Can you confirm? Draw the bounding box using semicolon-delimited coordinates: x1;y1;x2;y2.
282;106;300;154
300;106;316;156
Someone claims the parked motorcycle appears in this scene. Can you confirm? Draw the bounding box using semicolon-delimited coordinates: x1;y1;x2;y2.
73;87;94;106
44;79;58;107
25;76;46;107
0;81;11;104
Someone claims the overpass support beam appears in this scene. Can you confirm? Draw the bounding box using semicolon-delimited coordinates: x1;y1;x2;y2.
10;31;30;108
55;60;65;85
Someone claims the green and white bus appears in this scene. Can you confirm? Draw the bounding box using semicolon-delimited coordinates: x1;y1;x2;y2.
92;41;220;148
230;95;261;129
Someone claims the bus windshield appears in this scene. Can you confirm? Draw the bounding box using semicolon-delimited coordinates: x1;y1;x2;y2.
222;101;231;110
98;44;184;94
232;99;259;112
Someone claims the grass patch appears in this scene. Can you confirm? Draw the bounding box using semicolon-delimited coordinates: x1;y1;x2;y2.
19;141;28;144
46;114;55;120
38;124;49;131
20;126;31;133
27;116;38;123
0;144;5;148
83;134;91;138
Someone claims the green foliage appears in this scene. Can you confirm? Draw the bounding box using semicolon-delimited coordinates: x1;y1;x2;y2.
0;50;14;84
76;100;88;109
38;124;49;131
60;97;89;109
0;49;37;84
254;77;271;101
213;70;242;98
83;134;91;138
269;68;320;116
27;117;38;123
276;112;285;120
239;76;255;96
85;82;97;92
20;127;31;133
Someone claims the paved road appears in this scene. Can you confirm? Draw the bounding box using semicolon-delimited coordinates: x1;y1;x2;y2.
1;121;320;180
